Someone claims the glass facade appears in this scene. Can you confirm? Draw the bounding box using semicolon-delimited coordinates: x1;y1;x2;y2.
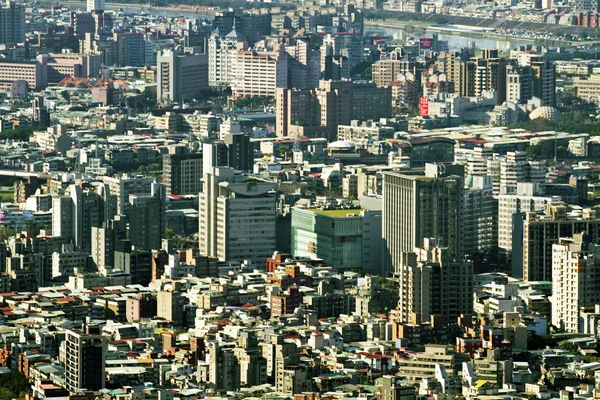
291;208;364;269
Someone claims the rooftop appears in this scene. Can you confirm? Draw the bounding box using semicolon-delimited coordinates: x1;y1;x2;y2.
305;208;364;217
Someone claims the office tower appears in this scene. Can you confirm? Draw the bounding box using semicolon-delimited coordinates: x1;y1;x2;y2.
520;203;600;282
321;53;350;81
129;181;166;251
87;0;104;12
550;233;600;333
506;63;534;104
223;132;253;172
395;239;473;324
114;242;153;285
231;46;288;98
64;325;107;393
382;164;464;276
157;49;209;104
276;80;392;140
103;174;154;216
198;167;276;265
291;207;382;272
0;1;25;45
497;183;555;266
463;176;497;256
163;146;203;195
208;28;246;87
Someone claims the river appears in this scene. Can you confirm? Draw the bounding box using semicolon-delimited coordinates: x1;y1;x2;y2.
366;26;541;50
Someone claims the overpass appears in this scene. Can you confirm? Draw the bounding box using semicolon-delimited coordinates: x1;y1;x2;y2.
0;170;50;179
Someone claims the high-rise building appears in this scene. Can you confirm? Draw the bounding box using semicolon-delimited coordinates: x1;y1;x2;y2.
163;146;203;195
129;181;166;251
290;207;382;272
157;49;209;104
531;58;556;107
372;58;416;87
198;167;276;265
103;174;155;216
208;342;240;392
0;1;25;45
506;63;534;104
231;47;288;98
499;151;546;194
52;184;113;254
208;28;246;87
497;184;556;266
114;32;146;67
287;39;320;90
382;164;464;276
520;203;600;282
223;132;253;172
87;0;105;12
156;279;187;327
64;325;107;393
550;233;600;333
463;176;497;256
395;239;473;324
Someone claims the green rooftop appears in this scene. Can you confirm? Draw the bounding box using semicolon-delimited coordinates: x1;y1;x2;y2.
306;208;364;217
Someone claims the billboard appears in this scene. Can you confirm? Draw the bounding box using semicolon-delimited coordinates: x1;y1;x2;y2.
420;37;433;48
419;96;429;117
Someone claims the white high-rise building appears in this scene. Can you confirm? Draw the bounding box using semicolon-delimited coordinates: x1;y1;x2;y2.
87;0;105;12
497;183;556;264
550;233;600;333
208;29;246;87
198;166;276;265
103;174;154;216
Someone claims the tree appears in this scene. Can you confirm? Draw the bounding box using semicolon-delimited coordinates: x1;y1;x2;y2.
0;370;30;399
526;140;569;160
278;145;290;159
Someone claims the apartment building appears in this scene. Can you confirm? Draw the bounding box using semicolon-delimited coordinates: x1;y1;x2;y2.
276;79;391;140
520;203;600;282
550;233;600;333
0;1;25;45
208;28;246;87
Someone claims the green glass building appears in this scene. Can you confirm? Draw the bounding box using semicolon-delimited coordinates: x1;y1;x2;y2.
291;207;381;271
